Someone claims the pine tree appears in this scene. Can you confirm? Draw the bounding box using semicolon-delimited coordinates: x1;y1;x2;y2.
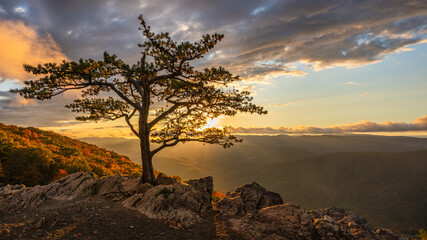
11;15;266;184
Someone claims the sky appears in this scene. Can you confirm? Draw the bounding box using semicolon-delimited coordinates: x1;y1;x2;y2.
0;0;426;138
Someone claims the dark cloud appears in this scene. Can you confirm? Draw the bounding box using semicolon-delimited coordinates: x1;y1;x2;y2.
227;115;427;134
0;0;425;81
0;0;426;130
0;91;79;127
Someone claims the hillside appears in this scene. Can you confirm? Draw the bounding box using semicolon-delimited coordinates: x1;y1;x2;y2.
83;135;427;233
0;123;141;186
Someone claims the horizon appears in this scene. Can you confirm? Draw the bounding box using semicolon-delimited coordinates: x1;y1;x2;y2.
0;0;426;138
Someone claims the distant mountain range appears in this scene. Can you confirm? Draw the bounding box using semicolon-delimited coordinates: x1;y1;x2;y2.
82;134;427;233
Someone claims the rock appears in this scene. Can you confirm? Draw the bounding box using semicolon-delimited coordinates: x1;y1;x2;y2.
0;172;95;210
94;174;142;201
155;172;182;185
122;176;213;227
313;215;354;240
263;234;287;240
214;182;283;215
376;229;408;240
46;211;60;228
33;217;46;229
0;172;148;210
0;184;26;196
135;183;154;194
33;211;59;229
44;172;95;200
0;173;409;238
122;193;144;209
229;203;409;240
337;211;376;239
230;203;315;240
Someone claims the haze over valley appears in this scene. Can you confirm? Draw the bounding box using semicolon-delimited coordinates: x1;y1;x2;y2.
83;134;427;232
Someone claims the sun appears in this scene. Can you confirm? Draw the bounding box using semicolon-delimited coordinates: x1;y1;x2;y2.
197;117;223;131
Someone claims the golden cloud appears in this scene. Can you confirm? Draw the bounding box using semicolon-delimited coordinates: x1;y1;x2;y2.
227;115;427;134
0;19;67;80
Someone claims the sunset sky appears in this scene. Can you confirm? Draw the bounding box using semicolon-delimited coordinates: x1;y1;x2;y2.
0;0;426;138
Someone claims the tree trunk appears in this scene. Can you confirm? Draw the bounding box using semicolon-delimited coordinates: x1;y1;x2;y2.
139;78;155;184
139;134;155;184
139;118;155;184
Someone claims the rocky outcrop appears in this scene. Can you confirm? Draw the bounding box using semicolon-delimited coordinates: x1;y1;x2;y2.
214;182;283;215
0;172;95;210
229;204;408;240
230;204;315;240
0;172;410;239
0;172;148;210
92;174;150;201
0;172;213;227
122;176;213;227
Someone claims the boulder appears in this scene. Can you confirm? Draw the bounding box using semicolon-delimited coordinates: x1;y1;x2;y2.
214;182;283;215
0;172;95;210
0;172;146;210
154;172;182;185
230;203;315;240
43;171;95;200
93;174;149;201
376;229;408;240
121;176;213;227
229;203;408;240
313;215;354;240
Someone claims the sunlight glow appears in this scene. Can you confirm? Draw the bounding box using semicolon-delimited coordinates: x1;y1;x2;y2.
197;117;223;131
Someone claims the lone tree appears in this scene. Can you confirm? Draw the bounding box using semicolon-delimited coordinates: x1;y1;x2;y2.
11;15;266;184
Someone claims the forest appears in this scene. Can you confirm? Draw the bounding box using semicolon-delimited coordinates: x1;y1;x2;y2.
0;123;141;186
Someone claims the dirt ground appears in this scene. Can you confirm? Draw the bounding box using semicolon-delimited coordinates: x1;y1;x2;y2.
0;197;242;240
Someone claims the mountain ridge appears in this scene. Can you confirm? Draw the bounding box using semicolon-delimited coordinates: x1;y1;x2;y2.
82;135;427;233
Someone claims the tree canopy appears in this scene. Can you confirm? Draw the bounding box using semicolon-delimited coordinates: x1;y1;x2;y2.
11;15;266;184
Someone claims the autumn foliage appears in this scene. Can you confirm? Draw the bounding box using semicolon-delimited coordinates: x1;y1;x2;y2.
0;123;141;186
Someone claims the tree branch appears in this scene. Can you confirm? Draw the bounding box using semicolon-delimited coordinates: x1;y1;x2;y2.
148;103;182;129
125;109;140;138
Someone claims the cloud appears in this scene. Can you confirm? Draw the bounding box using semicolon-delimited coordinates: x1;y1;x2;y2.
0;0;425;135
227;115;427;134
0;6;6;14
236;62;306;82
0;19;67;80
13;7;26;14
0;0;425;82
265;102;295;107
0;91;77;127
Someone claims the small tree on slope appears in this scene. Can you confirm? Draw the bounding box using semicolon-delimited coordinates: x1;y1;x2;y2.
11;15;266;184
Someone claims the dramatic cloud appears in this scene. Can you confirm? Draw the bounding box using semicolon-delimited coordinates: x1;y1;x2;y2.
0;1;425;135
0;0;425;82
227;115;427;134
0;6;6;14
0;91;77;127
0;19;67;80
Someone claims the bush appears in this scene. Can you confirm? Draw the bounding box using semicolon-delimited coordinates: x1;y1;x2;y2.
414;229;427;240
2;147;55;186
